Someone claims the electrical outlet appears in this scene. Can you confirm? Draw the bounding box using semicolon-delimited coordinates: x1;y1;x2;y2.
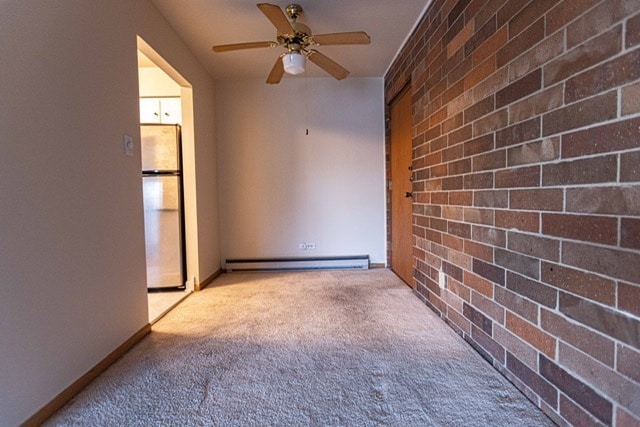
298;243;307;250
306;243;316;250
123;134;134;156
438;270;446;288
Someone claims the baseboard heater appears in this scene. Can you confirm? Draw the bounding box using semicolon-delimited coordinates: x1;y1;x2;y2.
225;255;369;272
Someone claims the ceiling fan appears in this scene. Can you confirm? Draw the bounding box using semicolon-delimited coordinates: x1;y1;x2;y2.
212;3;371;84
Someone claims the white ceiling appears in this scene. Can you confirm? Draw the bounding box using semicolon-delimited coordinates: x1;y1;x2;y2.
151;0;430;81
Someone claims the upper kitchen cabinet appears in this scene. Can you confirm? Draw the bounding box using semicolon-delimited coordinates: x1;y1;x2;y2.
140;97;182;124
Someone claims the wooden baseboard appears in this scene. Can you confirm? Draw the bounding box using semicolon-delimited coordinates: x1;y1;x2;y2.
22;324;152;427
370;263;386;269
196;268;222;291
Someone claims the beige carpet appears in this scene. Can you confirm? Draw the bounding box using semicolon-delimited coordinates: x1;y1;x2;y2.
147;289;191;324
45;270;553;426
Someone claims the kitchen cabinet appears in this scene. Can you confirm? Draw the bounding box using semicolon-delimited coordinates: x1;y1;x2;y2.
140;97;182;124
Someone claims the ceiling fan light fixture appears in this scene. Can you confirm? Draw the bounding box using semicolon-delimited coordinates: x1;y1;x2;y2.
282;51;305;75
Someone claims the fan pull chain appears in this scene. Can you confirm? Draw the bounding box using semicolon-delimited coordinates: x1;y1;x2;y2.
305;76;309;135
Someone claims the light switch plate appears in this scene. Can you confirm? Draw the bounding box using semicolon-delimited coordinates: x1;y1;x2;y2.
123;134;134;156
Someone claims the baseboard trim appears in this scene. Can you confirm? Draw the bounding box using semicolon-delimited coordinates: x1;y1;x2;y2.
22;324;152;427
370;263;386;269
196;268;222;291
225;256;370;272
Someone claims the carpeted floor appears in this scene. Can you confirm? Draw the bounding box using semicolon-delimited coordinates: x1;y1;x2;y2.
45;269;554;426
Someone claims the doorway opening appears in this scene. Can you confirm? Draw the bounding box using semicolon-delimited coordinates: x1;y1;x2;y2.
137;38;197;323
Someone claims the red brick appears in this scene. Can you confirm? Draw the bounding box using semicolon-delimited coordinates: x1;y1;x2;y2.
496;248;540;279
442;176;464;190
472;150;506;172
566;185;640;216
546;0;600;35
463;171;493;189
559;343;640;422
542;90;618;137
472;224;506;246
475;0;509;28
473;25;508;66
617;407;640;427
448;20;475;58
540;309;615;366
617;344;640;383
510;189;563;212
506;312;556;357
495;165;540;188
448;221;471;239
507;271;557;308
464;270;494;297
509;85;563;124
473;67;509;102
507;137;560;167
506;352;558;408
510;0;562;38
561;118;640;158
567;0;640;48
507;231;560;261
449;190;473;206
464;134;494;156
619;282;640;317
448;124;473;146
560;392;608;427
544;25;623;86
473;258;505;286
464;56;496;90
473;108;509;136
621;218;640;250
560;292;640;348
442;80;465;105
442;234;464;252
495;210;540;233
474;190;508;208
622;81;640;116
542;262;617;306
496;118;541;149
442;112;463;134
441;205;463;221
497;18;545;67
566;49;640;103
496;69;542;109
443;144;464;162
464;207;494;225
495;325;539;369
470;325;505;363
464;96;495;124
540;354;613;425
542;155;618;186
463;302;493;334
627;11;640;47
508;31;564;82
464;239;493;262
464;16;497;57
495;286;538;324
543;213;618;246
496;0;528;29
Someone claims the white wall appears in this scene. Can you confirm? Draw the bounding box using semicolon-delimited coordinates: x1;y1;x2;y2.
216;78;386;264
138;67;181;97
0;1;219;424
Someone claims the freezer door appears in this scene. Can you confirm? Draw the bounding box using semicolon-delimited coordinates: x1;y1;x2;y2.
140;125;180;172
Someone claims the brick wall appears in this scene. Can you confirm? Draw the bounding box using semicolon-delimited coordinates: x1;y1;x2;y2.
384;1;640;425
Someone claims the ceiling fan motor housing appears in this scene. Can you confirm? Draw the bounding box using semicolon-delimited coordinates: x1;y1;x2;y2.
285;4;303;20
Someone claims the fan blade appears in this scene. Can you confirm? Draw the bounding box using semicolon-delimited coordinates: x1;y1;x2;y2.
257;3;294;35
266;55;285;84
307;50;350;80
312;32;371;46
212;41;276;53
